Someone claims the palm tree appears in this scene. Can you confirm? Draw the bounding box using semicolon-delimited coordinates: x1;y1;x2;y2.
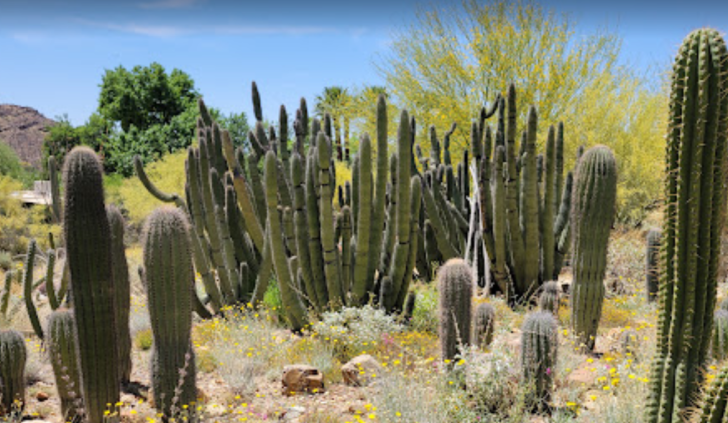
314;86;352;161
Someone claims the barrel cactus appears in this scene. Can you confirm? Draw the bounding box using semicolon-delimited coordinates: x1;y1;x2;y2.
143;207;197;419
646;29;728;423
714;310;728;362
47;309;82;421
438;258;473;362
0;329;26;416
521;311;558;412
63;146;119;423
538;281;561;315
108;205;132;385
473;302;495;349
645;229;661;302
570;145;617;352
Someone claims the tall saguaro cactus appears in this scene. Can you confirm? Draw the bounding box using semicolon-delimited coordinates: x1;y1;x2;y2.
63;147;119;423
143;207;197;420
570;145;617;352
646;28;728;423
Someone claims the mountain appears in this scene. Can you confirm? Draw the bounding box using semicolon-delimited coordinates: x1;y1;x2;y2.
0;104;55;169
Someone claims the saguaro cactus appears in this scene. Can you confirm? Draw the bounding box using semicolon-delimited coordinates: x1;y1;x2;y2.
143;207;197;420
647;28;728;423
521;311;558;412
570;145;617;352
438;258;473;362
63;146;119;423
108;205;132;385
47;309;82;421
645;229;661;302
0;329;27;416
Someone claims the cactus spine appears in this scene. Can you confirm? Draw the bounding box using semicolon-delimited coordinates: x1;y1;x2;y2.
647;29;728;423
0;329;26;416
143;207;197;420
473;302;495;349
521;311;558;412
438;259;473;362
645;229;661;302
63;147;119;423
47;309;82;421
570;145;617;352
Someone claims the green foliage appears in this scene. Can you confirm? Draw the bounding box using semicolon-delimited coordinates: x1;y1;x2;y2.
0;142;36;187
218;111;251;149
647;28;728;423
99;62;198;132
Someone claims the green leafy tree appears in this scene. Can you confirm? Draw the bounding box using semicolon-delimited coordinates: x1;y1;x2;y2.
218;111;251;149
42;115;82;174
98;63;199;132
377;0;666;223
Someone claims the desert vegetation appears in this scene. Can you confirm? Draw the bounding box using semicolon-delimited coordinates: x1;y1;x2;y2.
1;2;727;423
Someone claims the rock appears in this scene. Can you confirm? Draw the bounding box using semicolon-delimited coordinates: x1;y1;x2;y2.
284;406;306;421
341;354;383;387
282;364;325;396
35;391;49;401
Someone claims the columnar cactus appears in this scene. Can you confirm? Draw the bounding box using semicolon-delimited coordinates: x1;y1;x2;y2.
107;205;132;385
521;311;558;412
438;258;473;362
647;29;728;423
645;229;661;302
23;239;44;339
143;207;197;419
570;145;617;352
63;146;119;423
539;281;560;315
49;155;62;223
696;363;728;422
47;309;82;421
0;329;27;416
714;310;728;362
473;302;495;348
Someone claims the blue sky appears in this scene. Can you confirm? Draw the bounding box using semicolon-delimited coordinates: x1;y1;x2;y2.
0;0;727;126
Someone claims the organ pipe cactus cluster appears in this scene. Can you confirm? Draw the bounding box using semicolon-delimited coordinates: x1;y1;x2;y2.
646;28;728;423
438;258;473;363
63;146;120;423
473;302;495;349
570;145;617;352
143;207;197;420
47;309;82;422
0;329;26;417
521;311;558;412
472;84;575;304
645;229;661;302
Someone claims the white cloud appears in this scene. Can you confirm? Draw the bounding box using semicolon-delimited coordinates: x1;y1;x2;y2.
137;0;200;9
213;25;333;35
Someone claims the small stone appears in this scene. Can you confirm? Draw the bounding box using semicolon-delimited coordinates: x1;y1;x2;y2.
282;364;325;396
341;354;383;387
35;391;49;401
284;406;306;420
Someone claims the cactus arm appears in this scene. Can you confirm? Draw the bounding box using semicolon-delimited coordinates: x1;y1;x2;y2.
23;240;44;340
317;134;345;308
108;205;132;385
541;126;557;281
305;152;329;308
134;155;185;208
351;135;373;305
49;155;62;223
45;249;58;310
395;175;422;310
291;153;320;311
368;95;390;288
519;106;541;299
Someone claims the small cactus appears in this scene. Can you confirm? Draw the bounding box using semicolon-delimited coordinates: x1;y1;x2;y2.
47;309;82;421
438;258;473;362
473;302;495;349
521;311;558;412
538;281;561;315
645;229;661;302
714;310;728;362
143;207;197;420
0;329;27;416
